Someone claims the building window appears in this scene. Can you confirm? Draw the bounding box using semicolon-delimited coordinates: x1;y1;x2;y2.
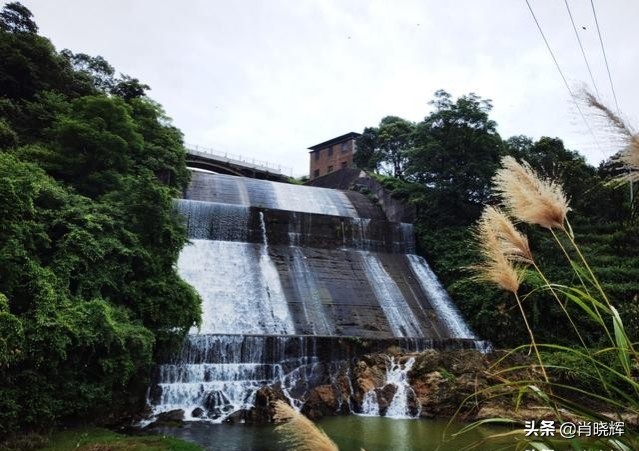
314;169;320;178
314;151;320;161
341;142;349;152
327;165;334;173
341;161;347;169
327;146;333;156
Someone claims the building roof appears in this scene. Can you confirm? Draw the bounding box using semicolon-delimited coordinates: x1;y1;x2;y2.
308;132;361;152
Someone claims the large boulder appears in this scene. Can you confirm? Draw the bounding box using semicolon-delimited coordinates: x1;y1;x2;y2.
302;385;338;420
352;354;387;406
244;386;288;423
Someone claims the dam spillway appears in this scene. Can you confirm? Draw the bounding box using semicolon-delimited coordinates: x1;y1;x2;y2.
148;171;483;422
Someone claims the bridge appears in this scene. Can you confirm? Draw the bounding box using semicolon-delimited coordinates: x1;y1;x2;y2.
185;144;292;182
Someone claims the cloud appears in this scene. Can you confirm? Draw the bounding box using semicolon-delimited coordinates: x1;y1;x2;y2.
22;0;638;176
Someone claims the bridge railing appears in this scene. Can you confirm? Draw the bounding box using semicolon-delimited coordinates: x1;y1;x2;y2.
185;143;293;177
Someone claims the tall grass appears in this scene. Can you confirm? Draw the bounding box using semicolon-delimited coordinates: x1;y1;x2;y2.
273;401;340;451
456;149;639;450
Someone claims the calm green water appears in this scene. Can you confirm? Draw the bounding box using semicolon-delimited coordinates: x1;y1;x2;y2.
155;416;516;451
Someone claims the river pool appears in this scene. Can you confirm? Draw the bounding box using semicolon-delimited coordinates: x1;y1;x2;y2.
155;416;517;451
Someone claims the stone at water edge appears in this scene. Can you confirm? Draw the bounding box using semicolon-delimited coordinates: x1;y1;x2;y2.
156;409;185;423
302;385;339;420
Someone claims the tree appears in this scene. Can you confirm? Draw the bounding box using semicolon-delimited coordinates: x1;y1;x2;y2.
0;1;37;33
60;50;116;92
111;75;150;100
353;127;380;172
0;3;200;435
406;90;503;223
353;116;414;178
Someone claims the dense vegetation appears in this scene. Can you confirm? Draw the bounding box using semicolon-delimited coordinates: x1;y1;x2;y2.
0;3;200;438
357;90;638;347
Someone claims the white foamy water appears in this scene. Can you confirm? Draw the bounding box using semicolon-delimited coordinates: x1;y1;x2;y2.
178;240;294;335
406;254;476;339
360;252;424;337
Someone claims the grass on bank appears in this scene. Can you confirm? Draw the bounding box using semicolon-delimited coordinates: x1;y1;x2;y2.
30;428;203;451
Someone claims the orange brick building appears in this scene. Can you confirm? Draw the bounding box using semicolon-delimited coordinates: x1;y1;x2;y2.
308;132;360;179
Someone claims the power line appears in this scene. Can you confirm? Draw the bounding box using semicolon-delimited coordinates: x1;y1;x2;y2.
564;0;600;98
524;0;603;155
590;1;632;205
590;0;620;114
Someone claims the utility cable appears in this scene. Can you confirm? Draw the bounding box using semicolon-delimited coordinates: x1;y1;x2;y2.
564;0;600;98
590;0;620;114
524;0;604;156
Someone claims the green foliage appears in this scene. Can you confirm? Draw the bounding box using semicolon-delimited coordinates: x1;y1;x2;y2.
355;116;415;178
366;93;636;348
34;427;203;451
407;90;503;220
0;2;37;34
0;3;200;438
452;157;639;450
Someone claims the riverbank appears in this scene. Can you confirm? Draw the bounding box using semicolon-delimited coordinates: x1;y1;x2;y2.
2;428;203;451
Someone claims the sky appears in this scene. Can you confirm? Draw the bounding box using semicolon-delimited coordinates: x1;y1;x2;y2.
19;0;639;177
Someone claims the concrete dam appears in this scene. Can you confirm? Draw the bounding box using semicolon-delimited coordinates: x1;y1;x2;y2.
147;170;485;422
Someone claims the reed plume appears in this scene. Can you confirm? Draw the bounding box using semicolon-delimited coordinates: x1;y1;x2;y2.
583;91;639;180
273;400;339;451
471;206;526;294
482;206;533;264
493;156;570;229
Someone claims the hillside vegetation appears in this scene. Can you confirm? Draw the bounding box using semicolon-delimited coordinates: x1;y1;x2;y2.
0;3;200;438
357;90;638;348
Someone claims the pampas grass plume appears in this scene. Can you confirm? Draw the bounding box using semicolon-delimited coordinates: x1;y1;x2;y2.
273;400;339;451
482;206;533;264
583;91;639;181
471;206;525;294
493;156;570;229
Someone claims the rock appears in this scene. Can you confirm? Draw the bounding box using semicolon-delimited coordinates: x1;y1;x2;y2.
380;383;398;406
191;407;204;418
334;372;355;414
302;385;338;420
156;409;184;423
412;371;459;417
352;355;386;405
224;409;249;424
245;386;288;423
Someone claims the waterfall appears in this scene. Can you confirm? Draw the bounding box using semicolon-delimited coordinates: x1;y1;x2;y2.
147;171;484;423
360;390;380;416
178;240;294;335
175;199;249;241
385;357;419;418
187;171;360;217
360;252;424;338
406;254;476;339
358;356;419;419
288;247;334;336
148;335;324;422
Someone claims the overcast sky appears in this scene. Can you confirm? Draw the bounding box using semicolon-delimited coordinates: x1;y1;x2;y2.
20;0;639;177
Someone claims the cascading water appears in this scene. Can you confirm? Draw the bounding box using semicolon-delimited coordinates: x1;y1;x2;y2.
359;356;419;419
360;251;424;338
177;240;294;335
147;171;484;423
406;254;476;339
175;199;250;241
149;335;325;422
287;247;334;336
385;357;419;418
